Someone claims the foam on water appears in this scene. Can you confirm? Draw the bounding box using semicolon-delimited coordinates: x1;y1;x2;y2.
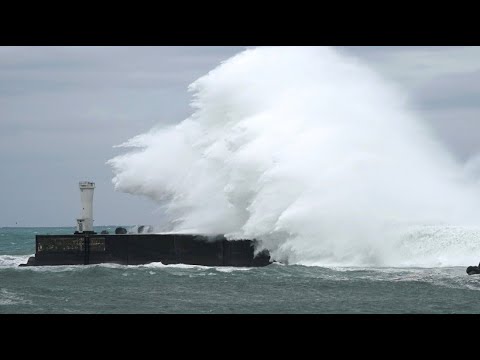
1;257;253;274
0;255;32;268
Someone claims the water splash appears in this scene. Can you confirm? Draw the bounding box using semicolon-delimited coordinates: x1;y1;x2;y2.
108;46;480;267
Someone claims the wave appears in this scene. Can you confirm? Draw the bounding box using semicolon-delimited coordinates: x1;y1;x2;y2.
108;46;480;267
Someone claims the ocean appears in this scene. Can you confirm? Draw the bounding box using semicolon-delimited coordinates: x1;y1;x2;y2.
1;227;480;314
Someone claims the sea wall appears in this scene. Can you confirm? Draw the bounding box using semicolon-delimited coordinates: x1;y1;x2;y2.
21;234;271;267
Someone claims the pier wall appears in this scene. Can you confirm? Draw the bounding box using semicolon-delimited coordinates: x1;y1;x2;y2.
24;234;271;267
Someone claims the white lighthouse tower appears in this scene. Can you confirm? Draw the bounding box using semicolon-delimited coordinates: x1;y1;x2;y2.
76;181;95;234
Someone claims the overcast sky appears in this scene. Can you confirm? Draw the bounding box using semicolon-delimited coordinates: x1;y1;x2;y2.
1;46;480;227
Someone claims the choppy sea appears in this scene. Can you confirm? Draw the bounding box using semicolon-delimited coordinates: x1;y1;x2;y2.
1;227;480;314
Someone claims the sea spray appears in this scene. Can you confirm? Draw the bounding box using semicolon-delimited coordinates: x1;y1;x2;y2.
108;46;480;267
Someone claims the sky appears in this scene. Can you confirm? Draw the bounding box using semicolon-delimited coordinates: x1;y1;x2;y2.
1;46;480;227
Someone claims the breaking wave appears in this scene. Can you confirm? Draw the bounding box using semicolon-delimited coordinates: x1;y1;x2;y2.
108;46;480;267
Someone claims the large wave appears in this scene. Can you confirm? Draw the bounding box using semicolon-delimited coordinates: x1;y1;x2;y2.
108;46;480;267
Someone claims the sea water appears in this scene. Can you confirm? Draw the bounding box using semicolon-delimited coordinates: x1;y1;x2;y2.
1;227;480;314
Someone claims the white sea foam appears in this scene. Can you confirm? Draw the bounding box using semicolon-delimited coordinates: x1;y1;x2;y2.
0;255;32;268
136;262;252;272
108;46;480;267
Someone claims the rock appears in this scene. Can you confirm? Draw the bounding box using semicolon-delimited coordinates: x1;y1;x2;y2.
115;227;127;235
467;265;480;275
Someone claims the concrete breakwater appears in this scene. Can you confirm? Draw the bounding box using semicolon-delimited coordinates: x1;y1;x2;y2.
21;233;272;267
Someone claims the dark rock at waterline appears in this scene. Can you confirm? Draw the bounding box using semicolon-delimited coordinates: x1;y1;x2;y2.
467;265;480;275
115;227;127;235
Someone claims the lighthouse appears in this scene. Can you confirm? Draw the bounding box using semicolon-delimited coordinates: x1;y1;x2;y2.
76;181;95;234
